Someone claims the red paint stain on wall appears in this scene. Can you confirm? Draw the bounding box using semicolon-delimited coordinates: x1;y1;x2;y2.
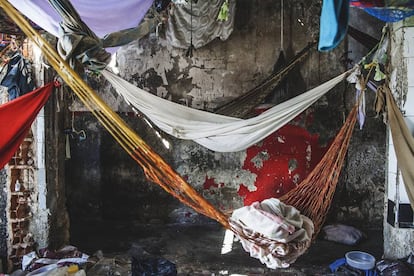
203;176;219;190
238;123;326;206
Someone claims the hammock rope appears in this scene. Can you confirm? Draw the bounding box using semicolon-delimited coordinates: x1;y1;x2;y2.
0;0;230;228
214;41;316;118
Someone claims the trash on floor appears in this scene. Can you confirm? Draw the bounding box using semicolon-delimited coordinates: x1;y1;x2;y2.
376;258;414;275
21;245;89;272
321;224;365;245
130;244;177;276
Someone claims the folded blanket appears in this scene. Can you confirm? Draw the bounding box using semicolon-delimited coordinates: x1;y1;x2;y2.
230;198;314;269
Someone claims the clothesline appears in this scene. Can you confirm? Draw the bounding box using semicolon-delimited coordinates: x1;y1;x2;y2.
102;69;353;152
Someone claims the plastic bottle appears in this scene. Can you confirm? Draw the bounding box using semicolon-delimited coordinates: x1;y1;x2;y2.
14;180;20;192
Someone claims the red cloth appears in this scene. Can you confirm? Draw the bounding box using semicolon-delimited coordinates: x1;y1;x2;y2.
0;82;54;169
350;1;385;7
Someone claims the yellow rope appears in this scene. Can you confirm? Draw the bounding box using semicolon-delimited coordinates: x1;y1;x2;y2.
0;0;230;228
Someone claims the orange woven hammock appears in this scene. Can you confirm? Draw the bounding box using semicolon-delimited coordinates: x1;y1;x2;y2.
280;103;358;237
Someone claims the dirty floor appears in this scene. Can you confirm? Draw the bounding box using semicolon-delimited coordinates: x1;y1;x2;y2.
70;219;384;275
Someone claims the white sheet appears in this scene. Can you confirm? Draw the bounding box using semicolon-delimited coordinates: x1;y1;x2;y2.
8;0;153;38
103;69;352;152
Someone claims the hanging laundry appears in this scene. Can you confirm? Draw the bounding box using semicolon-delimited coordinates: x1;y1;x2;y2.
217;0;230;21
318;0;349;52
0;82;55;169
0;53;35;100
166;0;236;49
41;0;162;72
376;84;414;211
9;0;154;41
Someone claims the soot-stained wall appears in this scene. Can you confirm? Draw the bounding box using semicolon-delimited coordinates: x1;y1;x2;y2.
65;0;386;231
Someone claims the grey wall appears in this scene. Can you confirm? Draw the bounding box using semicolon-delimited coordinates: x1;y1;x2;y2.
64;0;386;238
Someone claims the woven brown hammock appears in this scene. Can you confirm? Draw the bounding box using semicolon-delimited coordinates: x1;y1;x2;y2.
1;1;356;241
280;103;357;237
214;41;316;118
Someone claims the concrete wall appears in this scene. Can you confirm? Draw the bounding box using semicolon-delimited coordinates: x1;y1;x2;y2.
64;0;386;236
384;19;414;259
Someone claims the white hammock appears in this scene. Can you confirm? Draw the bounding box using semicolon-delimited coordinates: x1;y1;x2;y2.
102;69;351;152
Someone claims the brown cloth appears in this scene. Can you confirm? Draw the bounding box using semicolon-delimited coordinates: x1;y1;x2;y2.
376;84;414;210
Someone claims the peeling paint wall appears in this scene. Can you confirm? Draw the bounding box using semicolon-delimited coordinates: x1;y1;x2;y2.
65;0;386;237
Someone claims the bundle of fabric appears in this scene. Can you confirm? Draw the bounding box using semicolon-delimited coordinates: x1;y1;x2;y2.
44;0;162;72
9;0;158;65
229;198;314;269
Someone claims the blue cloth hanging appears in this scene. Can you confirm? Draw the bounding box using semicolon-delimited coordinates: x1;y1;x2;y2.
318;0;349;52
0;53;35;100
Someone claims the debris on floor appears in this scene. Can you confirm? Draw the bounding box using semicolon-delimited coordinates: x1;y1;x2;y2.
321;224;366;245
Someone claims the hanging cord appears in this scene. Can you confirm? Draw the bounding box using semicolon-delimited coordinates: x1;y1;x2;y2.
280;0;284;51
185;0;195;57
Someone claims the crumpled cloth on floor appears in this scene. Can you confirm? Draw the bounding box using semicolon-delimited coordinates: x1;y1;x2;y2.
229;198;314;269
